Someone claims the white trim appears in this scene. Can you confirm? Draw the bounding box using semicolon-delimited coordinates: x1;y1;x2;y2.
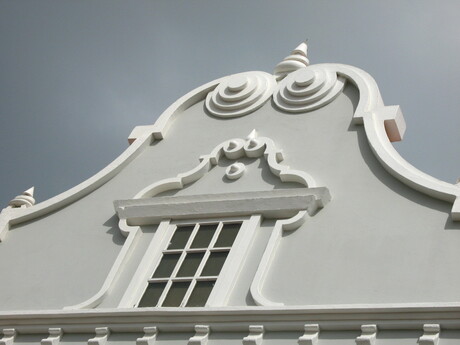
0;77;226;242
243;325;264;345
188;325;210;345
41;328;63;345
0;329;16;345
136;327;158;345
5;304;460;333
250;210;308;306
134;132;317;201
115;189;329;225
123;217;257;309
118;220;172;308
3;61;459;243
206;215;261;307
329;64;460;219
298;324;320;345
418;324;440;345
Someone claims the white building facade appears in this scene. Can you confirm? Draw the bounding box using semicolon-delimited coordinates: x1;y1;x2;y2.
1;42;460;345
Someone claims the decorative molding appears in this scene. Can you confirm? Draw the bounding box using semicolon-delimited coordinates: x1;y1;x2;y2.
243;325;264;345
250;210;308;306
0;329;16;345
274;41;309;81
135;131;317;201
41;328;63;345
273;66;345;113
136;326;158;345
326;63;460;219
4;49;459;245
0;75;225;242
188;325;210;345
112;131;325;309
115;188;329;226
225;162;245;180
0;305;460;332
298;324;319;345
7;187;35;208
418;324;440;345
88;327;110;345
355;324;377;345
205;72;276;118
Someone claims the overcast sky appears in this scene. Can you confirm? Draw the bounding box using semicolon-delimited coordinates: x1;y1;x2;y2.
1;0;460;207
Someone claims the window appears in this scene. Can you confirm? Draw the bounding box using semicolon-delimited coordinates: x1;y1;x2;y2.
137;221;242;307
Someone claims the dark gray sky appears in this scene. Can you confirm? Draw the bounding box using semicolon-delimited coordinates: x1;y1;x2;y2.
1;0;459;207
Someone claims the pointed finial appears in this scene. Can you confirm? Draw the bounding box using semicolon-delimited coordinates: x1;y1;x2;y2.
7;187;36;208
273;40;310;81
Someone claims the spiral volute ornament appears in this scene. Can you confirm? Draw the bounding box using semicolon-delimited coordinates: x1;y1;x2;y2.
273;66;346;113
206;72;276;118
8;187;35;208
273;41;309;81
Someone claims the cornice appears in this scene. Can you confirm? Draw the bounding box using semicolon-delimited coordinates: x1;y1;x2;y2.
4;305;460;332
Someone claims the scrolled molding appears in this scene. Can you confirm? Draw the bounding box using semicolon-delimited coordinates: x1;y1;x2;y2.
0;329;16;345
418;324;440;345
243;325;264;345
355;324;377;345
205;72;276;118
273;66;345;113
188;325;210;345
135;130;317;200
136;326;158;345
88;327;110;345
250;210;309;307
41;328;63;345
326;63;460;220
225;163;245;180
298;324;320;345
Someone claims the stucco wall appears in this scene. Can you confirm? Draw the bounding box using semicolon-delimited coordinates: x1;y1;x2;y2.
0;81;457;311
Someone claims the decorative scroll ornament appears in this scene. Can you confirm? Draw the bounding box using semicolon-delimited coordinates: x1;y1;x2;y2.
225;163;246;180
273;41;310;81
205;72;276;118
273;66;345;113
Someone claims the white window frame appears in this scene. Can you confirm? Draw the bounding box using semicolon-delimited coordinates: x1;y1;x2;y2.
119;215;260;308
116;188;328;308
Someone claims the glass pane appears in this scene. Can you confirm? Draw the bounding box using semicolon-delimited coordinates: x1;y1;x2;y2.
191;224;218;248
162;281;190;307
215;222;241;247
201;251;228;276
168;225;194;249
152;253;181;278
186;280;215;307
176;252;205;277
138;282;166;307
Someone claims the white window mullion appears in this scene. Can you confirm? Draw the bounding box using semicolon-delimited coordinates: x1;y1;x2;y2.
180;279;197;307
156;279;174;307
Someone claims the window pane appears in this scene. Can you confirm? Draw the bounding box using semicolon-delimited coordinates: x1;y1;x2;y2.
162;281;190;307
176;252;205;277
201;251;228;276
186;280;215;307
168;225;194;249
138;282;166;307
191;224;218;248
152;253;181;278
215;222;241;247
